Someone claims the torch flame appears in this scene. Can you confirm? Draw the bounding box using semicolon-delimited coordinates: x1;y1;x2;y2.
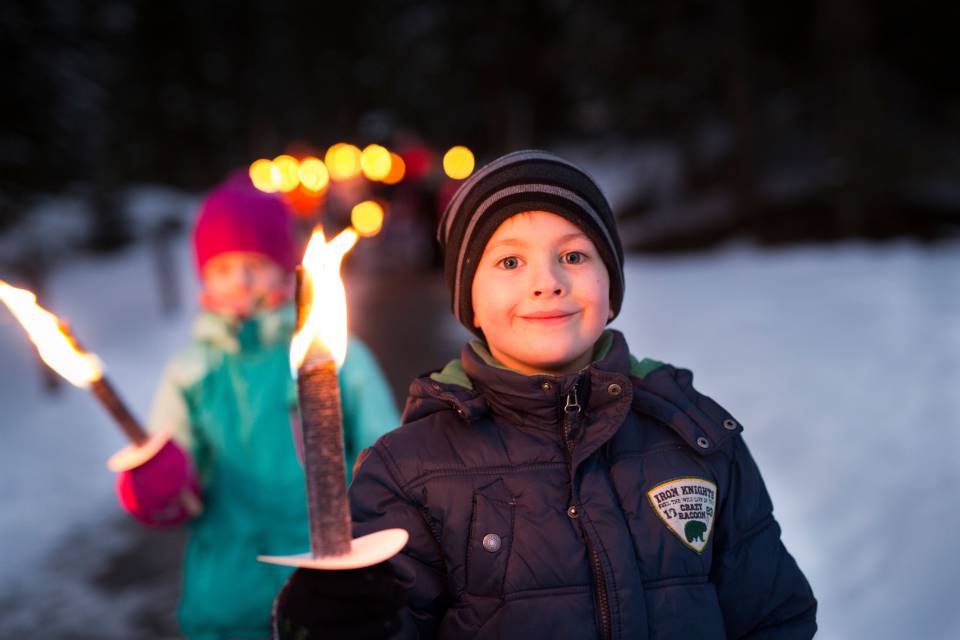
290;228;358;375
0;280;102;387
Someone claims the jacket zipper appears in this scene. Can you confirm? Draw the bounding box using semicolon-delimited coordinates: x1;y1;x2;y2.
562;385;581;455
563;384;612;640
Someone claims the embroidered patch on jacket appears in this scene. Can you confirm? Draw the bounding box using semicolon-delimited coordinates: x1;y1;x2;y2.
646;477;718;553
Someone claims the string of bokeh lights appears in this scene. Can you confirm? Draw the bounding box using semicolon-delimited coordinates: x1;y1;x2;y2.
249;145;475;238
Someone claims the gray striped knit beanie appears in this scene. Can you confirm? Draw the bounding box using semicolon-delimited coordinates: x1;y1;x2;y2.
437;149;625;333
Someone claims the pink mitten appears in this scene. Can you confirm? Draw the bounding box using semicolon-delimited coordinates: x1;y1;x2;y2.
116;439;202;527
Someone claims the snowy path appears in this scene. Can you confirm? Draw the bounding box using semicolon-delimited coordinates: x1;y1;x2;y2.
2;235;958;638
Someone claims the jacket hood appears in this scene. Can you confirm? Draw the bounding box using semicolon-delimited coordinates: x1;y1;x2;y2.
402;330;639;425
401;329;743;455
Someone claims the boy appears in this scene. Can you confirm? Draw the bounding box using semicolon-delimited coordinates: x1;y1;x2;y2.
277;150;817;639
115;172;399;639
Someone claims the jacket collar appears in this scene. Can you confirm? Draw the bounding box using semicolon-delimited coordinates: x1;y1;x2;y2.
191;303;296;353
404;329;742;463
432;330;632;464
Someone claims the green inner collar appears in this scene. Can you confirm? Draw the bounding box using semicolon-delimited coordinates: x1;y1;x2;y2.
430;330;623;390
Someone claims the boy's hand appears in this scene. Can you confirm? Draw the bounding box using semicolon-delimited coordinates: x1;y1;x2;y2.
273;562;406;640
115;439;202;526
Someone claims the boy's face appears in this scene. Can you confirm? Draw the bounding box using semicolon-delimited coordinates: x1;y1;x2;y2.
471;211;611;376
201;251;289;317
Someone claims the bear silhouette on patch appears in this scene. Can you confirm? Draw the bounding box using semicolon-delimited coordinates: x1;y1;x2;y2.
685;520;707;543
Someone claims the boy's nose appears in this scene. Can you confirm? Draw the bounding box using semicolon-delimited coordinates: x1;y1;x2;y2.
531;263;564;297
532;286;563;297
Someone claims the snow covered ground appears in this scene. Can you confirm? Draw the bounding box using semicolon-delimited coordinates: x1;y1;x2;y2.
1;227;958;638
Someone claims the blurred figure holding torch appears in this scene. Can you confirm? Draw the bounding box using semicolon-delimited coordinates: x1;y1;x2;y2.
122;172;398;640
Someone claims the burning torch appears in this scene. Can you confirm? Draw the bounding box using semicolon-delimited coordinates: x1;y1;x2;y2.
258;226;407;570
0;279;201;514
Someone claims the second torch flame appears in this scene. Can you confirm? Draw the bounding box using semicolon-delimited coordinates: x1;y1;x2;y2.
0;281;102;387
290;227;358;374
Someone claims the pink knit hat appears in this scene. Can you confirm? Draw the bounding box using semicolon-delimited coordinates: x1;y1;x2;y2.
193;171;297;275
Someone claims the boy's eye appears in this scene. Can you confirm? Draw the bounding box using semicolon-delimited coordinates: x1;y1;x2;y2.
498;256;520;270
562;251;586;265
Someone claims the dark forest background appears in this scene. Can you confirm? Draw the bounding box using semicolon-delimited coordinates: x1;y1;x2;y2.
3;0;959;250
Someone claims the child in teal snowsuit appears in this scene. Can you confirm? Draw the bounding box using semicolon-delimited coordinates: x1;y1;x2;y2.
115;173;399;639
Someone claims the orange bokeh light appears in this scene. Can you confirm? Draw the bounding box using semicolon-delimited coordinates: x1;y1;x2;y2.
381;153;406;185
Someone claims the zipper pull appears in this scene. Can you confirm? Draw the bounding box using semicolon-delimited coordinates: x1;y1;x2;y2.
562;383;581;450
564;384;581;414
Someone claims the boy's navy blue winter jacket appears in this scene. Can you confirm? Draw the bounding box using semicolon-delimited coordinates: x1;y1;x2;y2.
349;330;817;639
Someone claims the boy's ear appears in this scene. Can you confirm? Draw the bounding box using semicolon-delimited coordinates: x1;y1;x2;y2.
608;308;614;321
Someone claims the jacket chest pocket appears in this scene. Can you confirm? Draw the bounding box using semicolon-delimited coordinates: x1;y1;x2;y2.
465;478;516;597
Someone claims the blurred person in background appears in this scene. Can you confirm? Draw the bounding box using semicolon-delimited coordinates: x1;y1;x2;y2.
114;172;399;640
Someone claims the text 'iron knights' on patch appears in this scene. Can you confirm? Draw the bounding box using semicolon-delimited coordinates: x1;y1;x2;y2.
646;477;718;553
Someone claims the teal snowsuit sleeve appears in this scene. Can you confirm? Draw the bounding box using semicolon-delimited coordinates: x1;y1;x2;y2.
146;346;216;479
339;336;400;478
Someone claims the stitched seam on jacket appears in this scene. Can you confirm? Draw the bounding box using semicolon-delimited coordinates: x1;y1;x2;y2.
607;444;689;465
462;493;479;600
630;383;736;458
500;501;516;597
372;445;414;501
643;575;710;589
675;372;737;451
403;462;566;491
472;600;507;636
714;512;774;554
611;444;733;471
505;584;592;601
372;445;448;577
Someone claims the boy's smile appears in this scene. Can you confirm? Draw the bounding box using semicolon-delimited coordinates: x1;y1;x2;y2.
471;211;612;376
